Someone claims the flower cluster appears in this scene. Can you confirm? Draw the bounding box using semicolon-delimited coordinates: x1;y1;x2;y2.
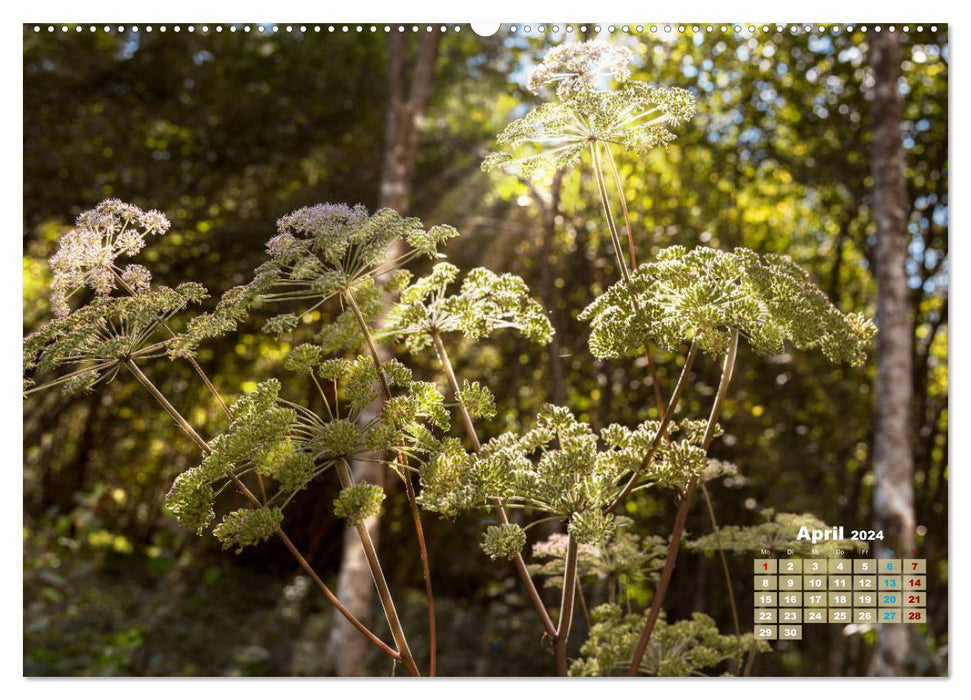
481;523;528;561
484;41;695;177
333;483;386;525
686;510;866;558
529;519;667;592
177;204;458;354
48;199;171;316
385;262;554;354
580;245;876;364
23;283;208;395
212;507;284;554
571;606;767;676
164;352;448;549
527;41;635;98
418;406;715;558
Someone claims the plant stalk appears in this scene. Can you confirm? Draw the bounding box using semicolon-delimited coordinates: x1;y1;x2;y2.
121;358;405;667
554;534;579;676
345;289;438;676
430;331;558;639
627;329;739;675
336;458;420;677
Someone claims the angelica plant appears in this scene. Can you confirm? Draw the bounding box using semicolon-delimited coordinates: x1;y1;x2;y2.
571;606;769;677
24;200;423;676
476;39;876;677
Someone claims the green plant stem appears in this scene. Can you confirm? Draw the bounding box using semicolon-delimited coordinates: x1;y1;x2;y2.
430;331;558;639
121;358;405;668
602;144;637;269
554;534;579;676
627;329;739;676
606;342;699;514
592;145;667;425
590;142;631;282
336;458;420;677
345;289;438;677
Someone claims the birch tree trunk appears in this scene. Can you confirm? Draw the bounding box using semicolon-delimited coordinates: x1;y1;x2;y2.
326;30;441;676
870;29;915;677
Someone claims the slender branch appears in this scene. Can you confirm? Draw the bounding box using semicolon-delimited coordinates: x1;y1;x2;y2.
606;342;699;514
603;145;637;269
336;459;420;677
699;482;743;671
121;358;404;667
345;289;438;676
628;329;739;675
554;535;579;676
113;273;270;502
430;331;558;639
590;142;631;282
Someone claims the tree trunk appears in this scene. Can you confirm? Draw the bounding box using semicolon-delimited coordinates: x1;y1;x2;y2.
870;30;915;677
326;29;441;677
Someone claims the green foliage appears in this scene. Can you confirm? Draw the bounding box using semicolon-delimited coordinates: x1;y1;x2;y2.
333;483;386;525
386;262;553;353
571;605;766;676
456;380;497;421
580;245;876;364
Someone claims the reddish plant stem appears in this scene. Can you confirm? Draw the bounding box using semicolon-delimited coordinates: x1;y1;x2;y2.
345;290;437;676
121;358;406;668
431;331;558;640
628;329;738;675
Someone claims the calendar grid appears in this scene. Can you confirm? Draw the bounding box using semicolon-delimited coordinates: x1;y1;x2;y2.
753;557;926;641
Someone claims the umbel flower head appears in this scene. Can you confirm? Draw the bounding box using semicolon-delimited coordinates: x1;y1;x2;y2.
483;41;695;177
385;262;554;353
528;518;667;591
686;509;866;558
418;405;716;559
165;349;449;551
580;245;876;364
178;203;458;352
23;283;209;396
527;41;635;98
48;199;171;316
571;606;768;677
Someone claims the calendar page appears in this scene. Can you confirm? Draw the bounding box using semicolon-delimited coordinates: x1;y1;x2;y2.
20;14;948;683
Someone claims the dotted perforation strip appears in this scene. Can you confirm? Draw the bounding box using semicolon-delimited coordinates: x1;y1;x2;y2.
31;24;942;35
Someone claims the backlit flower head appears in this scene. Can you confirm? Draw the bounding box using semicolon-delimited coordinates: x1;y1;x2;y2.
579;245;876;365
181;204;459;350
48;199;171;316
527;41;635;98
23;283;208;396
385;262;554;353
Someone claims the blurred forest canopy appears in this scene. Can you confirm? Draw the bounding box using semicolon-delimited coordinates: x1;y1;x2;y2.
23;24;947;676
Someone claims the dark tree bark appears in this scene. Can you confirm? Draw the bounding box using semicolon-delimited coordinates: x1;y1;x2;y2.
870;30;915;677
326;29;441;677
